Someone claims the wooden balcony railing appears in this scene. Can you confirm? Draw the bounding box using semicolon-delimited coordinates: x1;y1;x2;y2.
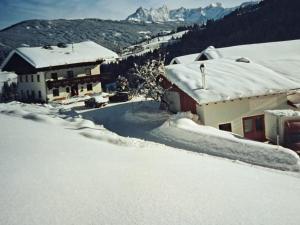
46;75;101;89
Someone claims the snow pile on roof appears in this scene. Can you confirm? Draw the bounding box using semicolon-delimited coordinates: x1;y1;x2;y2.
165;59;300;104
170;53;200;64
2;41;118;69
151;112;300;171
208;39;300;62
1;102;300;225
196;40;300;83
200;45;222;59
266;109;300;117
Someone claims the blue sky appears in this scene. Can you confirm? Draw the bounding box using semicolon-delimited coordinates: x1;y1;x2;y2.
0;0;248;29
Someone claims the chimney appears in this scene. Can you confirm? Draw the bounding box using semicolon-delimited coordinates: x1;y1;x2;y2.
200;63;207;89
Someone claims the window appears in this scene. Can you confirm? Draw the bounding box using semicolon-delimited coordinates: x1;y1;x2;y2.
51;73;58;80
31;90;35;99
87;83;93;91
31;75;34;82
80;86;84;92
25;75;28;82
67;70;74;78
26;90;30;98
244;118;253;133
37;75;40;82
53;88;59;97
219;123;232;132
20;90;24;98
38;91;42;99
85;68;91;76
255;117;264;131
20;76;23;82
66;87;70;93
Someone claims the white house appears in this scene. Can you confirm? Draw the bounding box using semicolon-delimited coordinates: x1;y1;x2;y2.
162;40;300;141
1;41;118;103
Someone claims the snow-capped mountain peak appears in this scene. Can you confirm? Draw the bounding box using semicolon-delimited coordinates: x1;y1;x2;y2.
126;2;258;23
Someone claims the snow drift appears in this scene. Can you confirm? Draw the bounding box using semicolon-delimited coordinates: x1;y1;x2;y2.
151;112;300;171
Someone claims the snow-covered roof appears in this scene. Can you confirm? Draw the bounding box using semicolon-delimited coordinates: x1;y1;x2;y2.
196;40;300;83
170;53;200;65
1;41;118;69
165;40;300;104
164;59;300;105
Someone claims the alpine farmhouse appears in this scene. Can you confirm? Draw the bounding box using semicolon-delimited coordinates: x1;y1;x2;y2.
1;41;118;103
161;40;300;142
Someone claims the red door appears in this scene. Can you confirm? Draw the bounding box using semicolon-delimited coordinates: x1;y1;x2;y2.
243;115;265;142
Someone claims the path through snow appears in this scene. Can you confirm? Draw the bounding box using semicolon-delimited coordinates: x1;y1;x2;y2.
75;99;300;171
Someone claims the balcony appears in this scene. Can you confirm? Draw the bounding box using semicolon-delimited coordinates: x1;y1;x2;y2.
46;74;101;89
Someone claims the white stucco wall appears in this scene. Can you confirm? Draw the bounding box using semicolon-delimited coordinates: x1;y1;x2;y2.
47;82;101;102
17;72;47;102
45;64;102;102
199;93;290;136
17;64;102;103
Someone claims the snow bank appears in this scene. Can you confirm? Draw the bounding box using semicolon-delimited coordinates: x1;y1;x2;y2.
151;112;300;171
1;102;300;225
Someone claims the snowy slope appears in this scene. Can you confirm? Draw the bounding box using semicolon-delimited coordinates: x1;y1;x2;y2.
121;30;188;58
1;102;300;225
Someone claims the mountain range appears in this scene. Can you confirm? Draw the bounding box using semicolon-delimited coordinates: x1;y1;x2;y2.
126;2;258;23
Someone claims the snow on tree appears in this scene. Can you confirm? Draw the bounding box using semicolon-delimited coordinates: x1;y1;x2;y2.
129;55;166;101
1;82;17;102
116;75;129;92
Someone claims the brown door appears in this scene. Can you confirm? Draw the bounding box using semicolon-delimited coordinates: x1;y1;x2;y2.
180;92;196;113
243;115;265;142
71;84;78;96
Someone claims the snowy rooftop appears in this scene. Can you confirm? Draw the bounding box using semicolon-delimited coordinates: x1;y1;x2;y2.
165;59;300;105
170;53;200;64
1;41;118;69
165;40;300;104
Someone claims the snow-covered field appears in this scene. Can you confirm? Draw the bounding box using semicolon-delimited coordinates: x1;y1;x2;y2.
1;101;300;225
